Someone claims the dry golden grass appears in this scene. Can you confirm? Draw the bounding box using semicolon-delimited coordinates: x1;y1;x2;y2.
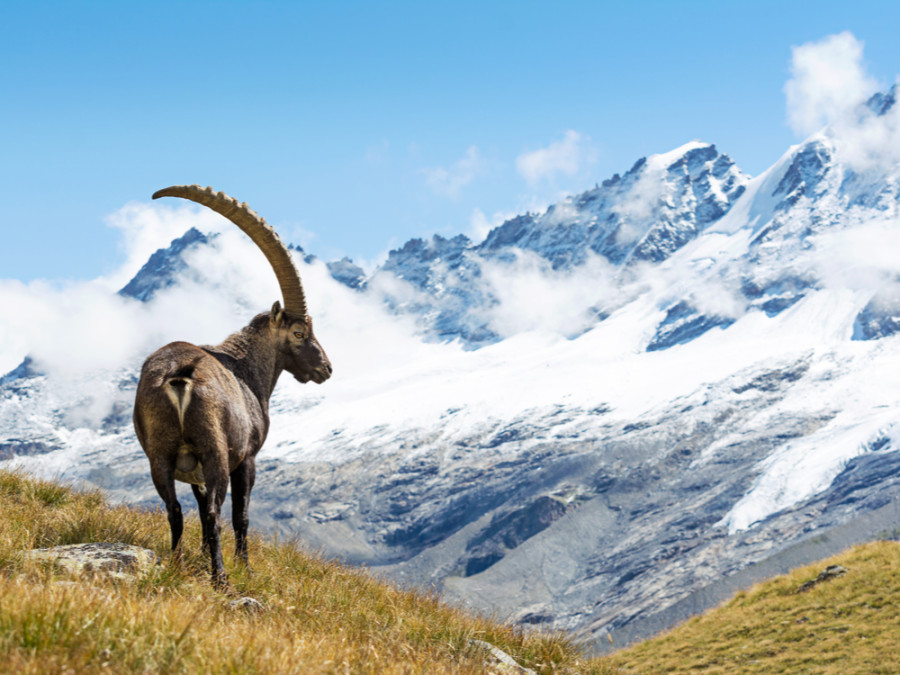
6;468;899;674
0;469;614;674
608;539;900;674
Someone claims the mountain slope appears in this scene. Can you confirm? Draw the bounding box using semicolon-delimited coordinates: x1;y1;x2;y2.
608;540;900;673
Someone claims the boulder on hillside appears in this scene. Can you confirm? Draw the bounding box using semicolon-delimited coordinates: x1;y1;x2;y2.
25;543;158;581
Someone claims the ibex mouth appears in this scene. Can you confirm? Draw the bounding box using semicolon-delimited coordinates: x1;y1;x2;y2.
292;370;329;384
311;371;329;384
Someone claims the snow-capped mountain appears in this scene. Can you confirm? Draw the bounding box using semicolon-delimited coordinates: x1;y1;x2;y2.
364;141;749;348
4;85;900;650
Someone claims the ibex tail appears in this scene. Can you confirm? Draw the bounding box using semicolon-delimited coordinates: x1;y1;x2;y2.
164;376;193;434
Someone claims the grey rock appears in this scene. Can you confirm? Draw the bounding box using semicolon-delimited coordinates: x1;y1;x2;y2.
228;596;265;612
865;83;897;116
773;141;832;210
25;543;158;581
469;640;536;674
326;257;366;289
797;564;848;593
646;301;735;352
853;286;900;340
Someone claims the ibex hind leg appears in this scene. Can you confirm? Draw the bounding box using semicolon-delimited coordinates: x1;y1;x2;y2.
230;458;257;566
198;449;230;589
149;457;183;559
191;483;211;553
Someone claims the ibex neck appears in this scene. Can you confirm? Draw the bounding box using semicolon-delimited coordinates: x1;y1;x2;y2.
208;315;282;410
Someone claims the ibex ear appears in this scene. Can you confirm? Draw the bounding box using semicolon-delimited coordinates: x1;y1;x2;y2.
270;301;285;327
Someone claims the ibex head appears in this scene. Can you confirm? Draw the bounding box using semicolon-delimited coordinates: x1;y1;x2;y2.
270;301;332;384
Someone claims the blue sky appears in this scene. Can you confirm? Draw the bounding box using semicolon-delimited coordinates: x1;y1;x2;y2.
3;0;900;282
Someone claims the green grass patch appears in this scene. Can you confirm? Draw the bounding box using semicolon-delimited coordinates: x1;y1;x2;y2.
609;539;900;674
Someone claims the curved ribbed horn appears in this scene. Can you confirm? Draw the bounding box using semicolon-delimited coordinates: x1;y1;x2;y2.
152;185;308;319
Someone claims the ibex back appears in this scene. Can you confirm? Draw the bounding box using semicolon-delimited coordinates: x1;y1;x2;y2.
133;185;332;587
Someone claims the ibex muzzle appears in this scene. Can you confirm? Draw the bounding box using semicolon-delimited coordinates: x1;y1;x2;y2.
133;185;332;587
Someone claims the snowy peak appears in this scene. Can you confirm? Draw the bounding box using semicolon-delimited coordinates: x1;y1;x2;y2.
771;139;833;211
477;142;749;268
380;234;473;293
118;227;209;301
371;233;495;345
625;142;748;263
865;83;897;116
0;356;39;387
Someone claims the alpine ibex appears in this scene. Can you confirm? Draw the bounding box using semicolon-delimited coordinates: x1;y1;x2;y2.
133;185;332;587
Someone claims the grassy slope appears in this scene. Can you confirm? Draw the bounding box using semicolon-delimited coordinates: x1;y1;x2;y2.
5;468;899;674
0;469;609;674
608;539;900;674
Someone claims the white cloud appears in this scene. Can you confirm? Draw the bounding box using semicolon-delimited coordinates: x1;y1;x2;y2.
422;146;483;197
809;218;900;292
468;208;493;242
784;31;879;137
477;250;619;339
611;165;664;226
783;32;900;172
830;83;900;171
515;130;595;185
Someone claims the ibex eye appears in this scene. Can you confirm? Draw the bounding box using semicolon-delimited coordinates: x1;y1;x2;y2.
293;332;305;339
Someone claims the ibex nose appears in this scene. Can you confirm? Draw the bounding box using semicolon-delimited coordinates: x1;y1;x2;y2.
312;362;332;384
